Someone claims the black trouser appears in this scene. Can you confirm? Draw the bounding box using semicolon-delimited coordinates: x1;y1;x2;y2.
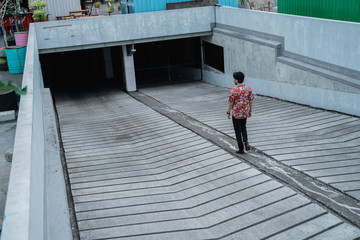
232;117;248;152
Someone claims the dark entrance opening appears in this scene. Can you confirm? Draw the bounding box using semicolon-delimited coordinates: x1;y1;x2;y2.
134;37;202;88
39;46;125;92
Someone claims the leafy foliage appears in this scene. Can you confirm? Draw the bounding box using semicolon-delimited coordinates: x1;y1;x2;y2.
0;80;27;95
107;5;114;13
239;0;249;5
32;9;46;20
29;0;47;20
29;0;47;9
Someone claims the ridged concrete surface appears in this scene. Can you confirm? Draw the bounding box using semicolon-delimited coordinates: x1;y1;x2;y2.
140;82;360;201
55;87;360;239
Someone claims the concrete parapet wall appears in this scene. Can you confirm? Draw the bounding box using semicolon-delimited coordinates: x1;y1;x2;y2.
202;7;360;116
1;25;38;240
215;6;360;72
1;24;72;240
202;29;360;116
35;6;215;53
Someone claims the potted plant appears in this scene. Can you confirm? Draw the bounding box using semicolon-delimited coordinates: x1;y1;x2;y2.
95;2;101;8
107;5;114;15
0;0;24;48
117;3;121;11
0;80;27;112
14;30;29;46
5;45;26;74
29;0;47;22
0;80;26;95
10;2;29;47
105;0;114;16
0;0;27;74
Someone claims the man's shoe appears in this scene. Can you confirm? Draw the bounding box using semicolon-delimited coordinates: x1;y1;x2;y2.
236;150;245;154
245;145;251;151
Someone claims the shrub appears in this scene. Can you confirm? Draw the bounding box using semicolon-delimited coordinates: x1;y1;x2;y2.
29;0;47;9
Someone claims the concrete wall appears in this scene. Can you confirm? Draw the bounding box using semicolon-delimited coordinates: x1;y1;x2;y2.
1;24;72;240
202;6;360;116
35;6;215;53
215;6;360;72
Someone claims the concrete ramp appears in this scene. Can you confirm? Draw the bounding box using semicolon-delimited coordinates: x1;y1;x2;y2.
55;88;360;239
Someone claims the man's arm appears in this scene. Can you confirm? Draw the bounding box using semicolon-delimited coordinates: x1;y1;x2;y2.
248;100;253;118
227;102;233;119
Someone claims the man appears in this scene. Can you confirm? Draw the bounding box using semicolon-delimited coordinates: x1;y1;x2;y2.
227;71;254;154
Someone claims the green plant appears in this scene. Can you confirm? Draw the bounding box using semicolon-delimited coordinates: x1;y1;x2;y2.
1;0;23;47
107;5;114;14
95;2;101;7
0;81;27;95
29;0;47;9
117;3;121;8
7;35;14;41
0;58;7;64
239;0;249;5
105;0;114;3
29;0;47;21
32;9;46;20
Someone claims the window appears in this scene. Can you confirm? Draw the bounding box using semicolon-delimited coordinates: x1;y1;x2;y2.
203;41;224;73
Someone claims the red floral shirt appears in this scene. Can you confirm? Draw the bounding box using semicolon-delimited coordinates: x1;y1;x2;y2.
228;84;254;119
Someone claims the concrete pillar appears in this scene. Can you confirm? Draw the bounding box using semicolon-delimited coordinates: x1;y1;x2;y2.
103;47;114;80
122;45;137;92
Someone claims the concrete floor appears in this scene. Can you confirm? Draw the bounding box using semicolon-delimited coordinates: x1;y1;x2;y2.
54;82;360;239
140;82;360;201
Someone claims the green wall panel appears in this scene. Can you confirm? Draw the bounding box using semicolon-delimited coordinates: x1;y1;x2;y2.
278;0;360;22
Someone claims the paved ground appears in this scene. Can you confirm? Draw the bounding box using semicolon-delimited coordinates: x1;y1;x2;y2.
54;83;360;239
140;82;360;201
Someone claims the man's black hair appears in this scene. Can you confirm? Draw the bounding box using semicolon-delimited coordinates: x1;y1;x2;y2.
233;72;245;83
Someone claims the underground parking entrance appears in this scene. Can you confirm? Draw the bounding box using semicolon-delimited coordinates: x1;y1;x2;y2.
133;37;202;88
39;37;203;95
40;46;126;92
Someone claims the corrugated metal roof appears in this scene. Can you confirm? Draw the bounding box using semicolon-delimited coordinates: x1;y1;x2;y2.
29;0;82;20
278;0;360;23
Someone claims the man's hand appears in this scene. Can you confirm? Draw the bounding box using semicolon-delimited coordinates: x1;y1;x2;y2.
227;113;231;119
248;112;252;118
